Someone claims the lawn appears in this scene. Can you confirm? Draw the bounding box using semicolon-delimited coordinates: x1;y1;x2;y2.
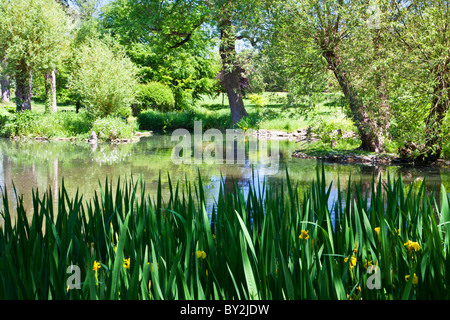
198;92;354;133
1;91;354;135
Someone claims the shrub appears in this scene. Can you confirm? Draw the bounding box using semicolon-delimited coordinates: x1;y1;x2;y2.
69;39;139;117
0;111;93;138
117;106;133;119
248;93;268;110
236;114;261;131
92;116;136;140
137;108;234;133
137;109;194;132
135;82;175;113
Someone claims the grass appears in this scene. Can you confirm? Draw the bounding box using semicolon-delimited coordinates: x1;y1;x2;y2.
1;166;449;300
0;99;138;141
138;92;354;134
199;92;352;132
0;92;357;138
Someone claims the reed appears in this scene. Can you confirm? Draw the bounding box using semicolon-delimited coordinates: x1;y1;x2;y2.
0;166;449;300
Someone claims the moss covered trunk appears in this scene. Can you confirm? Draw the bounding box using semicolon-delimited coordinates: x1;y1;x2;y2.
218;17;248;125
15;65;32;112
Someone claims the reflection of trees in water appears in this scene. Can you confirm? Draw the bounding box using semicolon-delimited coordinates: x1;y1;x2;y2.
398;165;442;189
0;136;448;216
398;165;444;206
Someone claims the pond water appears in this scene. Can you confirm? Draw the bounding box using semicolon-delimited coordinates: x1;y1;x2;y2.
0;134;449;217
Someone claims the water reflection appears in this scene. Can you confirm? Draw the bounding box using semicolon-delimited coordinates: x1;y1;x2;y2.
0;136;449;218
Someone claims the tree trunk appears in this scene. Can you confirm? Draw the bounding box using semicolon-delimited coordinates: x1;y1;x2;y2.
1;60;10;103
44;69;57;113
219;18;248;125
422;66;450;162
322;48;384;152
372;29;391;150
15;68;33;112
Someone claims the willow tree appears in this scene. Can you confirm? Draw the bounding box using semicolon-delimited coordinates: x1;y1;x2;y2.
387;0;450;162
206;0;266;124
102;0;268;125
0;0;68;112
270;0;391;152
69;38;139;117
0;60;10;103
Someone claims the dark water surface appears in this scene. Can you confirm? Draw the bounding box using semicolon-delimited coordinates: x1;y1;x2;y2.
0;135;449;218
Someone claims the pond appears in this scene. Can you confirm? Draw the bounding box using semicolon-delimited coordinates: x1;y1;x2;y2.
0;134;449;218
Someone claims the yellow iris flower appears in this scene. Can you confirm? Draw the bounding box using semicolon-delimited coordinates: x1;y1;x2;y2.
93;260;101;272
404;240;421;253
196;250;207;259
405;273;418;285
123;257;131;269
299;230;310;240
344;256;357;269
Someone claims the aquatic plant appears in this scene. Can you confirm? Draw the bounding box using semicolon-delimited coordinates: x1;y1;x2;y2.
0;166;449;300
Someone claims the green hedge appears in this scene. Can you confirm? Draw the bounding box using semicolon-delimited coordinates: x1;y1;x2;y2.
137;108;233;133
0;111;93;138
135;82;176;113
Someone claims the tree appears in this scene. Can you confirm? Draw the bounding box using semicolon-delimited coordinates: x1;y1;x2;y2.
69;38;139;117
102;0;268;125
0;0;69;112
387;0;450;161
200;0;269;124
0;60;10;103
101;0;220;111
269;0;392;152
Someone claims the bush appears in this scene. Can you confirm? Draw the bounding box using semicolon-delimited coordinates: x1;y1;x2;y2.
137;108;234;133
248;93;268;110
69;39;139;117
137;109;194;132
135;82;175;113
117;106;133;118
92;116;136;140
0;111;93;138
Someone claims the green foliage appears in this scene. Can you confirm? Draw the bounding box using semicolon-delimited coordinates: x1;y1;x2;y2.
247;93;268;110
1;167;449;299
137;107;233;133
310;113;356;143
135;82;176;113
0;111;93;138
101;0;221;110
0;108;137;140
137;109;195;132
442;115;450;159
69;38;139;117
0;0;69;73
129;44;220;110
116;106;133;119
91;116;136;140
235;114;262;131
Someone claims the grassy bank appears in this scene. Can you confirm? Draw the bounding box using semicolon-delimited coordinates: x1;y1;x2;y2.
1;167;449;299
0;100;138;141
137;92;354;133
2;93;449;159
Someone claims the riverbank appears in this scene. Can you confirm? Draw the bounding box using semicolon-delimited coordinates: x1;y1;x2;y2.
292;150;450;168
246;128;450;168
6;129;153;144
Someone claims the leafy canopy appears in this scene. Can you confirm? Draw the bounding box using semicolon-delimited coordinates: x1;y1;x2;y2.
0;0;69;74
69;38;139;117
